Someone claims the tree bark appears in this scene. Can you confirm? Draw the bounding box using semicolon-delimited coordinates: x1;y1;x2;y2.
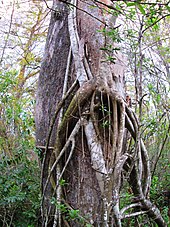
36;0;70;147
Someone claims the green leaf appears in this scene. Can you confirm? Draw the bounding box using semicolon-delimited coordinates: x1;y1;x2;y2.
166;5;170;12
100;47;109;51
51;197;57;205
107;56;116;63
126;2;136;7
59;178;67;186
137;3;145;15
156;94;161;103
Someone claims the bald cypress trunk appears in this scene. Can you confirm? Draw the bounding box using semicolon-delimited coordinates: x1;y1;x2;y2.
35;1;167;226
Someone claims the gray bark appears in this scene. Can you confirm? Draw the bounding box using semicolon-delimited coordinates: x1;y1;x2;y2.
36;0;70;147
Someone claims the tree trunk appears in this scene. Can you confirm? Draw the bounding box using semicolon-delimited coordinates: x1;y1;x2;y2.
35;1;167;226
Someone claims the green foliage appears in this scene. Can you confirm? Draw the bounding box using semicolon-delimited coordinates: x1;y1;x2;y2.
51;197;91;225
98;27;123;43
150;176;170;224
0;70;35;149
99;105;112;128
67;209;80;221
0;69;40;226
100;105;112;115
120;191;133;209
0;151;40;226
59;178;68;186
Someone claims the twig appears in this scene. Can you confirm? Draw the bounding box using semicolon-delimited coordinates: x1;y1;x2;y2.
142;14;170;34
0;1;15;64
151;123;170;179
